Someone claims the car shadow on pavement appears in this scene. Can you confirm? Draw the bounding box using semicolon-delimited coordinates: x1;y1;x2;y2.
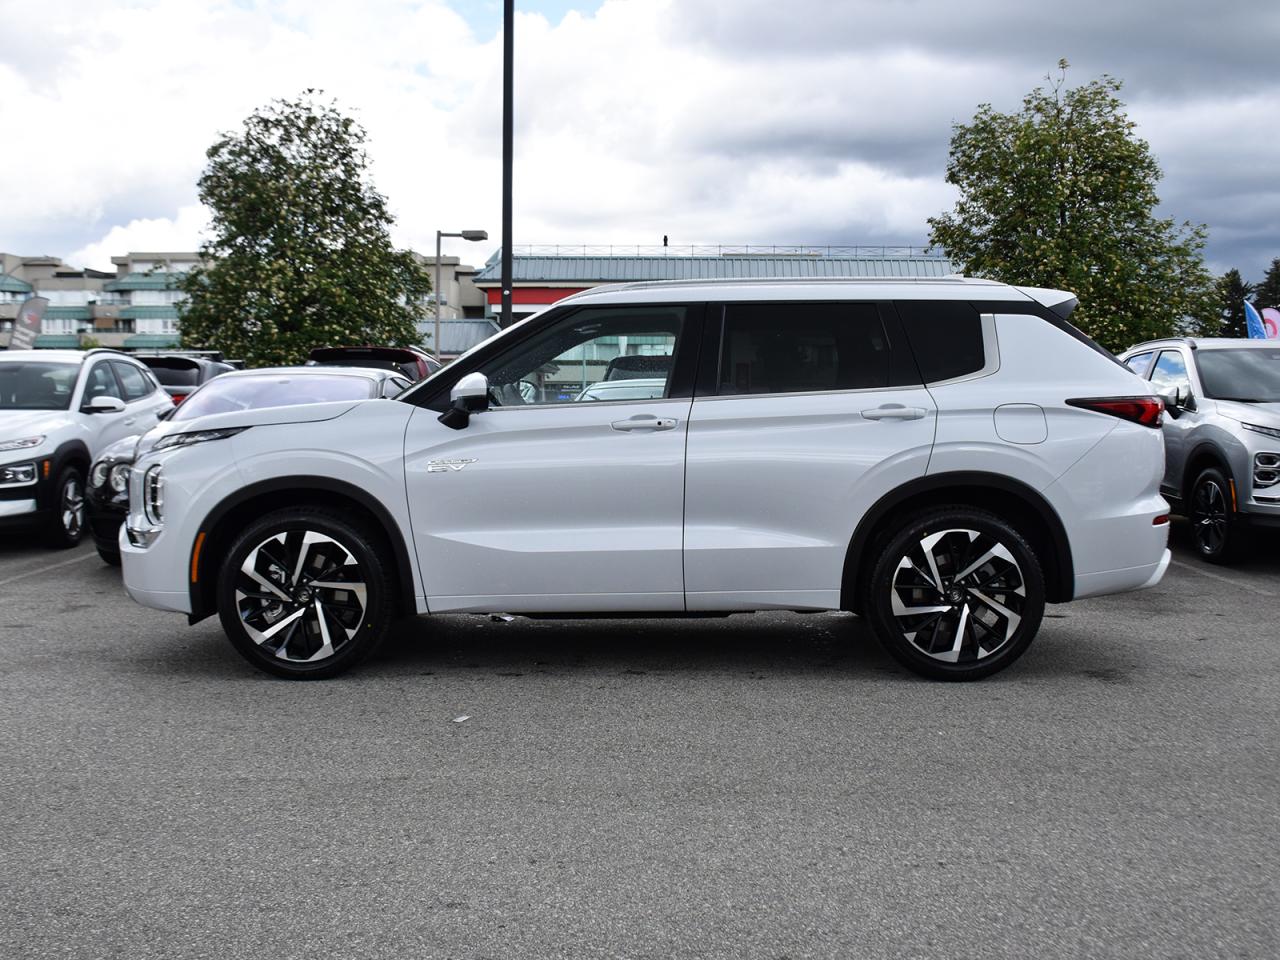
1167;518;1280;574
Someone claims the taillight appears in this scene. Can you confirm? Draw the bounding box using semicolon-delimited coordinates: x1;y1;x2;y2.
171;394;187;405
1066;396;1164;428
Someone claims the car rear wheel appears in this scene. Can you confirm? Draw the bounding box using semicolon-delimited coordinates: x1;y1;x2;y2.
45;466;86;549
865;507;1045;681
216;507;398;680
1188;466;1247;564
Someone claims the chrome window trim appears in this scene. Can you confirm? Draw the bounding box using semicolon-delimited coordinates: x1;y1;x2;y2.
695;382;928;403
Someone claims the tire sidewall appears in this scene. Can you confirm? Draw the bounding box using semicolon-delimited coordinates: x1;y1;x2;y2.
216;509;393;679
1190;466;1242;563
866;508;1046;681
47;466;86;549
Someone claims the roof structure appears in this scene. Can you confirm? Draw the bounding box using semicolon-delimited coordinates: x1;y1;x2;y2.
104;273;183;292
473;253;956;285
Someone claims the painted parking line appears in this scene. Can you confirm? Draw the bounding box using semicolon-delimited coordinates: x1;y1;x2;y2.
1170;559;1277;598
0;551;97;588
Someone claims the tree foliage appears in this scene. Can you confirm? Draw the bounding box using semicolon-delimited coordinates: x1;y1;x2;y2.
1254;258;1280;312
180;91;431;366
928;62;1217;352
1215;268;1255;339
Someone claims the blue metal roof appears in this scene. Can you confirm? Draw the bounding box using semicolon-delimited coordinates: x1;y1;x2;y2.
473;254;956;284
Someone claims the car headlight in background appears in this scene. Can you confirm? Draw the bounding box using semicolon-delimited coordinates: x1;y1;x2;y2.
0;461;38;486
110;463;131;493
152;427;248;451
91;461;111;488
1242;422;1280;441
0;436;44;453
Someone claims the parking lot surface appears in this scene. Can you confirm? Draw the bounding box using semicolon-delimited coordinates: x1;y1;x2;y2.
1;524;1277;959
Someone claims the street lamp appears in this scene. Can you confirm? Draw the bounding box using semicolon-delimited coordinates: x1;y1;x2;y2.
435;229;488;359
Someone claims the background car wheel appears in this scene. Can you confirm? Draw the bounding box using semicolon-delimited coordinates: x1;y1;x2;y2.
45;466;87;549
1188;466;1247;564
216;507;398;680
865;507;1045;681
96;544;121;566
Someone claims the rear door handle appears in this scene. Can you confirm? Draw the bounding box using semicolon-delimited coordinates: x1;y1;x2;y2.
123;417;136;425
611;416;678;432
861;405;927;421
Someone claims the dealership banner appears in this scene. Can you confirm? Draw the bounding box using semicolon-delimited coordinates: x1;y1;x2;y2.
10;296;48;350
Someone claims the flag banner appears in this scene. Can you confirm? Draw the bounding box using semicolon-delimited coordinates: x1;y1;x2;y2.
10;296;48;350
1261;306;1280;339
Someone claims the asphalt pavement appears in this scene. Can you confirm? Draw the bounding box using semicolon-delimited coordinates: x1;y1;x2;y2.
1;522;1277;959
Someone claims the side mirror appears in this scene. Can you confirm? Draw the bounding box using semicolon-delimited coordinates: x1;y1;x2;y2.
1159;388;1195;419
84;395;126;415
438;372;490;430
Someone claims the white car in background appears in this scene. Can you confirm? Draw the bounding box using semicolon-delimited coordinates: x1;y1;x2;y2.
119;278;1171;681
0;349;171;546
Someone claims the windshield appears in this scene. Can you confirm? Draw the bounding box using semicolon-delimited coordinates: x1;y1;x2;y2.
1196;348;1280;403
0;361;80;410
172;373;374;421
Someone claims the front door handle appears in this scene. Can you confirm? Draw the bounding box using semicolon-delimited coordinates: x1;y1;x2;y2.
861;405;927;421
123;416;136;425
611;416;678;432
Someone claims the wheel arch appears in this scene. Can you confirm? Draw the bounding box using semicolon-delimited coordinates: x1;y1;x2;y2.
187;477;418;624
1182;442;1233;503
38;439;91;510
841;471;1074;613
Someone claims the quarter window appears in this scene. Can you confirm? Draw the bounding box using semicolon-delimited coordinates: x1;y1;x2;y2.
479;306;684;405
895;301;987;383
716;302;897;396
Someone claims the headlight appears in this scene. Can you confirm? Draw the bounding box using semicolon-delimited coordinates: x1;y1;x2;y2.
142;464;165;525
1242;422;1280;441
109;463;131;493
91;461;110;488
0;436;44;453
152;427;248;451
0;461;38;486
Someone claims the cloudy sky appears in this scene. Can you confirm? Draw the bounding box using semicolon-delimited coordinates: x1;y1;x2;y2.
1;0;1276;278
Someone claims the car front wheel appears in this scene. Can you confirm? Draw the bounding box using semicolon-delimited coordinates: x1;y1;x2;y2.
216;507;398;679
1188;466;1247;564
45;466;86;549
865;507;1045;681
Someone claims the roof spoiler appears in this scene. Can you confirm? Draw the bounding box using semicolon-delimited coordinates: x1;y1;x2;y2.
1015;286;1078;320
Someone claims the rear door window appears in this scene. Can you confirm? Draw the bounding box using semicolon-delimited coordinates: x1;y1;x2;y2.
716;302;909;396
895;301;987;383
1125;352;1155;377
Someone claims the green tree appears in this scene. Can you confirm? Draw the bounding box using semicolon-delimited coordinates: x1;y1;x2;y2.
1254;257;1280;312
1215;268;1255;338
179;91;431;366
928;61;1218;352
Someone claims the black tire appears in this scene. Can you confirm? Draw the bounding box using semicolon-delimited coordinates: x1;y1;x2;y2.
96;543;121;566
1188;466;1248;564
865;506;1045;681
216;507;398;680
44;466;87;549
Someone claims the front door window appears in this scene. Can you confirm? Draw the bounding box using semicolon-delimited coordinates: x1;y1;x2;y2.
479;306;685;406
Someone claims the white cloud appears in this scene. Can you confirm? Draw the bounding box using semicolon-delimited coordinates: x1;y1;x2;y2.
2;0;1277;275
67;205;211;271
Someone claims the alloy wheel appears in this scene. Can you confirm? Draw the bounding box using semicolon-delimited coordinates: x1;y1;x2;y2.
888;528;1027;664
1191;479;1228;555
234;530;368;663
62;477;84;539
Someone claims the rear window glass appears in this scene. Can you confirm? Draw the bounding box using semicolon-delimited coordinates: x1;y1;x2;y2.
717;302;900;395
173;374;374;421
895;301;986;383
146;364;201;386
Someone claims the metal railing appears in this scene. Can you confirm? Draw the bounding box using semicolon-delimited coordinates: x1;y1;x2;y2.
511;244;939;258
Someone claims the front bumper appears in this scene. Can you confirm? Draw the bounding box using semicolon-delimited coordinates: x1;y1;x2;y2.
0;456;54;529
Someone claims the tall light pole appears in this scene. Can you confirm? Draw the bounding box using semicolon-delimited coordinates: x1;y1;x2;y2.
435;228;488;358
501;0;514;327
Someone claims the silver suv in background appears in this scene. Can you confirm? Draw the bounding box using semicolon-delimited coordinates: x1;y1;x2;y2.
1120;338;1280;562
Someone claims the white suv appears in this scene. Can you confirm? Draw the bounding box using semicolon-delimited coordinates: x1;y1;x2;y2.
120;278;1171;681
1;349;172;546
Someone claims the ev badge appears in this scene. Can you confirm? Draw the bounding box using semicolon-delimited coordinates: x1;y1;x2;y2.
426;458;477;473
